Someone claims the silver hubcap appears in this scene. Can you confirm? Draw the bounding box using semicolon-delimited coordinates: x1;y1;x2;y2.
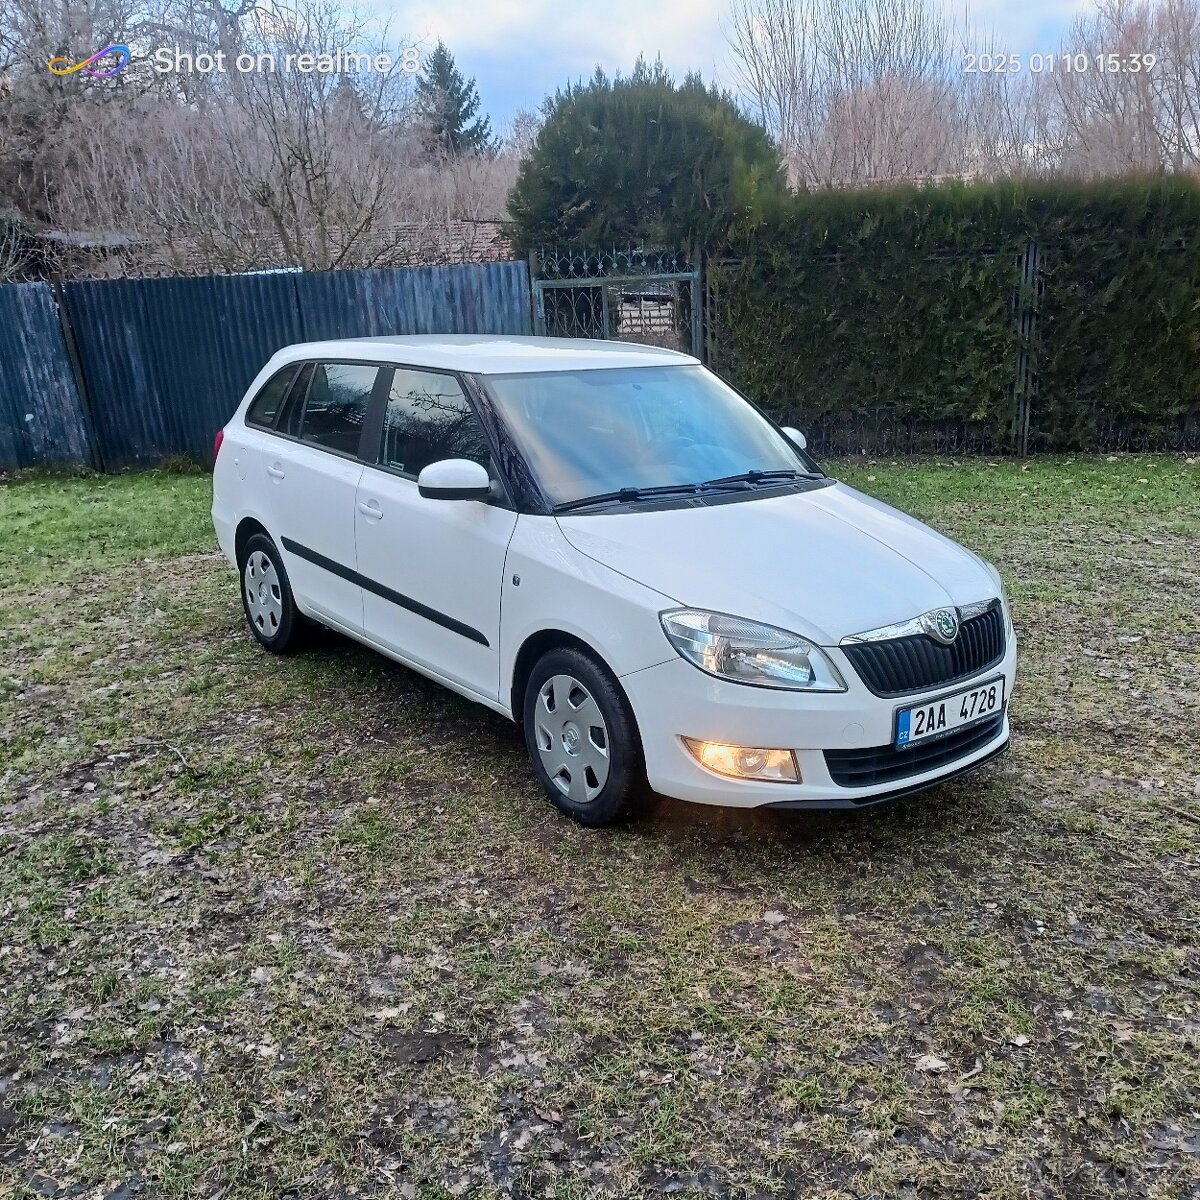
534;674;611;804
244;551;283;637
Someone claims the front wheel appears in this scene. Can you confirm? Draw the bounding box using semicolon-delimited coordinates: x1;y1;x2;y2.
522;647;646;827
239;532;305;653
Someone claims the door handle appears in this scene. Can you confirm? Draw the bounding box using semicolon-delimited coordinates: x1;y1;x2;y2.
266;463;285;480
358;500;383;519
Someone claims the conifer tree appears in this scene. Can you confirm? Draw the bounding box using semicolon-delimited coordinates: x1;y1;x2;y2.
506;58;785;251
414;41;494;156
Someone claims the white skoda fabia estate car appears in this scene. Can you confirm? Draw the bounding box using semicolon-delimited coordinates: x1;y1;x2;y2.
212;336;1016;826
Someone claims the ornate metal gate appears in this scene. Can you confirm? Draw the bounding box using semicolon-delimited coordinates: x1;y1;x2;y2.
530;247;703;358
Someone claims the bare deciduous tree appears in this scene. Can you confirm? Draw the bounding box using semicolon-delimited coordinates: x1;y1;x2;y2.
726;0;971;186
1051;0;1200;175
1051;0;1162;174
1152;0;1200;168
0;0;160;223
503;107;542;161
1;0;519;276
0;217;27;279
727;0;1200;184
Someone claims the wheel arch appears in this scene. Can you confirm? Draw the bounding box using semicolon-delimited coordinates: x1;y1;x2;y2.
510;629;629;727
234;516;271;567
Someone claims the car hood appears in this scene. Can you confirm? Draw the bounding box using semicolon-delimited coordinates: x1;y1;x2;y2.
555;482;996;645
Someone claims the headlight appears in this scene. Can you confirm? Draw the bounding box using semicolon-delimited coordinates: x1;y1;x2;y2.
660;609;846;692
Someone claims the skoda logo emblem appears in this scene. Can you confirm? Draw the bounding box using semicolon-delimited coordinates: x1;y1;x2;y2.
932;607;959;644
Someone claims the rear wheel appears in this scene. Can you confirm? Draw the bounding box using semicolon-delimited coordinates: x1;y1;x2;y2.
522;647;645;827
239;533;304;653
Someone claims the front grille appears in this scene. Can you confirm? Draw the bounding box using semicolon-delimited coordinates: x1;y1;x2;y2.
841;605;1005;697
825;713;1004;788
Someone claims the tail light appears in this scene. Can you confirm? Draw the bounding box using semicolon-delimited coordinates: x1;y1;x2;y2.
213;428;224;465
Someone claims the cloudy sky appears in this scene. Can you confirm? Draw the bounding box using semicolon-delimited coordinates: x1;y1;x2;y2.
383;0;1093;130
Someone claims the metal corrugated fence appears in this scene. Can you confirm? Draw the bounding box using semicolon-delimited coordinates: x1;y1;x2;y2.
0;261;532;471
293;262;533;342
0;282;93;469
63;273;308;470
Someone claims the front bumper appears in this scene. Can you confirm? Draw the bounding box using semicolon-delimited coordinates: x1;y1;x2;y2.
765;737;1010;810
619;637;1017;809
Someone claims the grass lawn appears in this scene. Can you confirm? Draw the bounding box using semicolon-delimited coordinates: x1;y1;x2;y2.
1;456;1197;1199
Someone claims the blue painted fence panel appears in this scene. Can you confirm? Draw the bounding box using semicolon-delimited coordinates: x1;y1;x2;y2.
293;261;533;340
60;260;532;469
0;282;91;470
63;273;306;469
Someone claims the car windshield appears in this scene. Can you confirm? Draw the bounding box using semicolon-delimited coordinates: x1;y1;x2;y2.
481;364;819;509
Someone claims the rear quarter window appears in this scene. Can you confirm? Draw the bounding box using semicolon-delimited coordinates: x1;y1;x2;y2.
245;365;299;428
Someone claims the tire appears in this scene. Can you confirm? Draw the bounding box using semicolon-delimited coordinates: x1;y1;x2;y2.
238;533;305;654
522;646;646;827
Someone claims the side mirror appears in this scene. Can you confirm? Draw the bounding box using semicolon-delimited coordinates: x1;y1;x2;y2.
417;458;492;501
782;425;808;451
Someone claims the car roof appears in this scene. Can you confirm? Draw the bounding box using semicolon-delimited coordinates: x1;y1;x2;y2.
268;335;699;375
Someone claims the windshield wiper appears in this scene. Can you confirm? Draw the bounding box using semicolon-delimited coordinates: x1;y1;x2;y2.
699;468;818;489
552;483;702;513
554;470;823;513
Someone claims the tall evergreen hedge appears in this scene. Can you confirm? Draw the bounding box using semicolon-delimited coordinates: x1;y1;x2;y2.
709;178;1200;453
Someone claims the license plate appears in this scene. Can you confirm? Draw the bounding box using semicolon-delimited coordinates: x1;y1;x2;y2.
895;677;1005;748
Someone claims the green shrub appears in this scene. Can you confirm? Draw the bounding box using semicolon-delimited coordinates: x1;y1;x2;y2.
506;60;786;254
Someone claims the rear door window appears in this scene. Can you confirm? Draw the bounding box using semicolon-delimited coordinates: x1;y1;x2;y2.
298;362;379;456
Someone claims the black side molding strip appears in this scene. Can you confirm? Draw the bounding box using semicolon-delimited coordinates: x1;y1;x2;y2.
280;537;490;647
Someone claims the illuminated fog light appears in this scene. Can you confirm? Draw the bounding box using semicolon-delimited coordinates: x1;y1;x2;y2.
681;737;800;782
